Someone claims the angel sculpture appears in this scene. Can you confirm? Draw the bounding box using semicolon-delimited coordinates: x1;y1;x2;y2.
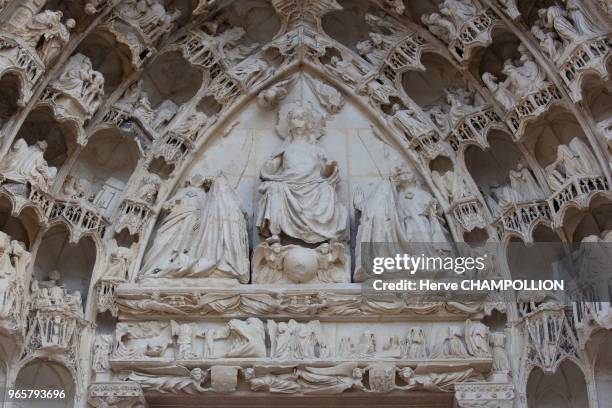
252;236;347;284
123;366;210;394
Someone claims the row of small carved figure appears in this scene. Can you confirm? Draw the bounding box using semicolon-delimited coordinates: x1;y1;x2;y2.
114;362;489;395
97;318;507;365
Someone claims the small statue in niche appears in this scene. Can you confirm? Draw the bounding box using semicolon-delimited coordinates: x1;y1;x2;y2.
116;80;178;131
440;0;479;28
31;270;83;316
92;335;113;372
61;175;93;201
483;46;548;109
508;161;545;202
116;0;180;41
0;232;30;317
390;104;433;139
326;55;365;86
490;332;510;373
539;3;599;47
255;105;348;244
0;139;57;191
482;72;517;110
545;137;600;190
107;240;137;281
531;24;562;61
444;87;480;125
421;13;457;43
49;53;105;114
132;172;162;205
168;111;208;140
6;10;75;65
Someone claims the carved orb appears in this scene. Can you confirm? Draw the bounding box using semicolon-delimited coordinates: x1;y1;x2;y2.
283;247;319;283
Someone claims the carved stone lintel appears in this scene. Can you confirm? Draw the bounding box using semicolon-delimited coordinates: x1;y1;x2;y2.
455;382;515;408
89;382;147;408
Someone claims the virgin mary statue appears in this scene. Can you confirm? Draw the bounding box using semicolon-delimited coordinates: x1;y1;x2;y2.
140;173;249;284
255;106;348;244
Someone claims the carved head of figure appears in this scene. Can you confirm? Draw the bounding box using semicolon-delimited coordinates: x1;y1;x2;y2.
391;166;416;190
352;367;364;380
190;368;206;382
35;140;48;152
243;367;254;381
537;8;547;20
186;173;204;188
501;59;515;76
369;32;384;46
318;243;330;254
66;18;76;30
287;106;317;142
48;269;61;283
518;44;532;62
221;27;246;44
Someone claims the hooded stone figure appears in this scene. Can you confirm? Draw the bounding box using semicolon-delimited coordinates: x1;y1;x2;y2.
140;173;249;284
140;174;207;277
353;176;411;282
353;166;450;281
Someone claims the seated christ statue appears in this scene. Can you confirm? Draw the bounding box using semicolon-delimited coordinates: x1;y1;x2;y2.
256;106;348;244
